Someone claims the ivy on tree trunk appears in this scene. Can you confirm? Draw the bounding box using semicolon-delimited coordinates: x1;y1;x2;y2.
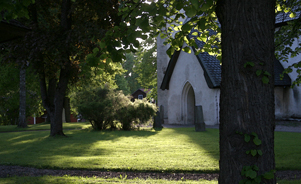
216;0;276;183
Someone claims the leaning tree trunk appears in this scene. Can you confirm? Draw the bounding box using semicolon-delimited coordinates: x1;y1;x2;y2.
18;64;27;128
216;0;276;183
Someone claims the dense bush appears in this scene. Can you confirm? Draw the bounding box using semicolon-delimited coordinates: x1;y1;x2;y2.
72;86;157;130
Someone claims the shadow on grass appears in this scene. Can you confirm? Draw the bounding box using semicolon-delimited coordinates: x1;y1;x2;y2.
168;127;220;161
0;128;159;169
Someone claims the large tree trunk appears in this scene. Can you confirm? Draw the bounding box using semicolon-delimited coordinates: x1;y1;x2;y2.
50;67;70;136
39;67;71;136
216;0;276;183
18;64;27;128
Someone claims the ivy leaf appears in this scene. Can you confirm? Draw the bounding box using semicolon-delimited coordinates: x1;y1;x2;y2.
264;71;271;76
257;150;263;156
254;176;262;183
244;134;251;143
256;70;262;76
244;61;254;68
262;76;269;84
246;170;257;179
251;149;257;156
253;137;262;146
263;171;275;179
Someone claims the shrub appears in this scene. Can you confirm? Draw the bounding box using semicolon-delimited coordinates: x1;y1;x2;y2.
72;86;157;131
72;86;115;130
117;99;157;130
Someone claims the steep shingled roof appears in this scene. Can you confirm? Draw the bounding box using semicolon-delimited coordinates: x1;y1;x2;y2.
160;38;291;90
160;12;298;90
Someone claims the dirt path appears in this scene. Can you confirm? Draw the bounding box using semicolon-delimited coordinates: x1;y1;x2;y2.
0;165;301;181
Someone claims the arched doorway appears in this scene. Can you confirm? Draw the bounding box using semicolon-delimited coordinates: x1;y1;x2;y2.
181;82;195;124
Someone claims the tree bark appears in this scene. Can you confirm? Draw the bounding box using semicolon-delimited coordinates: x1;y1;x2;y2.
216;0;276;183
45;78;56;123
18;64;27;128
64;97;71;122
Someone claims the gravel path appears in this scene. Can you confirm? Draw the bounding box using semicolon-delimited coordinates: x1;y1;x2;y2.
0;165;301;181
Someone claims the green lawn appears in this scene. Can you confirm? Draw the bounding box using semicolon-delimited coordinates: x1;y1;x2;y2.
0;176;299;184
0;123;300;183
0;175;217;184
0;122;91;132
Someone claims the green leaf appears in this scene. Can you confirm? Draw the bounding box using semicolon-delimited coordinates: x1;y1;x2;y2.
98;41;106;48
254;176;261;183
185;6;197;18
264;71;271;76
252;165;259;171
256;70;262;76
263;171;275;179
244;61;255;68
93;47;99;54
262;76;269;84
197;18;206;30
200;0;213;11
246;170;257;179
191;32;198;36
182;47;191;54
191;0;200;9
251;149;257;156
257;150;263;156
181;23;193;32
253;137;262;146
290;12;296;18
244;134;251;143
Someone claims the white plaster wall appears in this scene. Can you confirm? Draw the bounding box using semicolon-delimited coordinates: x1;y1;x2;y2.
167;49;220;125
277;37;301;118
157;36;170;120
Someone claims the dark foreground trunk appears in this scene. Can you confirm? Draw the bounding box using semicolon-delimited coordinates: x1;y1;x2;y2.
18;64;27;128
216;0;276;183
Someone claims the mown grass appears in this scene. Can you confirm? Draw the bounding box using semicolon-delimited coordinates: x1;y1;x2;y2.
0;127;219;172
0;176;299;184
0;123;300;183
0;122;91;132
0;175;216;184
